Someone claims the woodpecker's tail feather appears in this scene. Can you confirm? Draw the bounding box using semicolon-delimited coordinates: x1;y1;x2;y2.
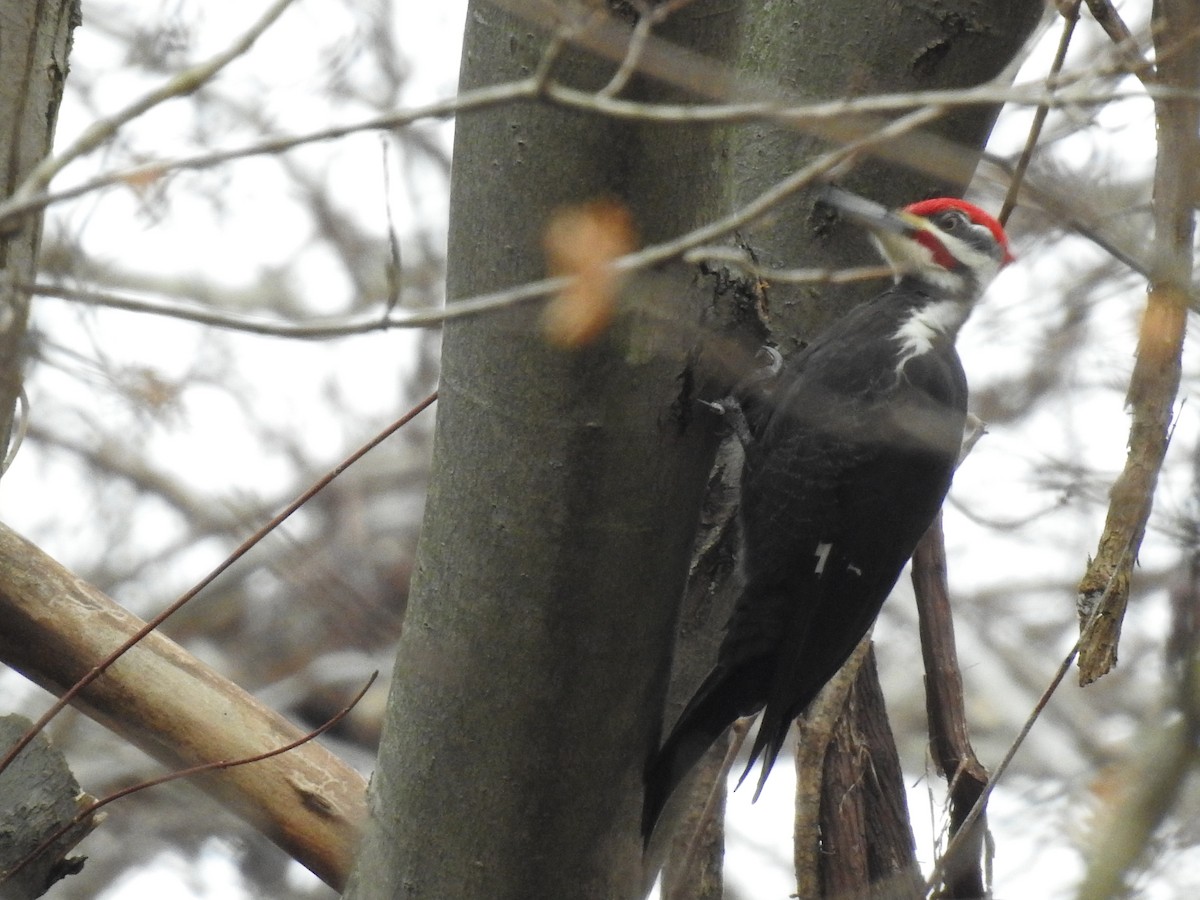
642;662;768;844
736;705;792;802
641;720;722;845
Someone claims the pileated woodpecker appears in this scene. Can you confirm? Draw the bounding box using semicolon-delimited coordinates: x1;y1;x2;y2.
643;187;1013;842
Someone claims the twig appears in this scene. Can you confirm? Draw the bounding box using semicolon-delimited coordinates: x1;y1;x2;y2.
3;0;297;221
599;0;698;99
922;636;1083;896
912;512;991;899
27;281;442;336
999;1;1082;225
546;80;1172;127
1084;0;1156;82
28;108;940;336
25;266;890;337
681;250;894;286
599;2;656;98
0;78;544;231
530;11;588;88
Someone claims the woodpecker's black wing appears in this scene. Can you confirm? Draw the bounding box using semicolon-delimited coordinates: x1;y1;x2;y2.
643;286;968;841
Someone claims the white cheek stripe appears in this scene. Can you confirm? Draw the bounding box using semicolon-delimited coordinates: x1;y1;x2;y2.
944;227;1004;284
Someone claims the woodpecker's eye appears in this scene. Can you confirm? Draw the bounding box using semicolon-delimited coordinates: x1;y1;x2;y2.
938;211;966;231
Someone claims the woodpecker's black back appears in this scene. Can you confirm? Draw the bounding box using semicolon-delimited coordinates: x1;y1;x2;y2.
642;276;969;842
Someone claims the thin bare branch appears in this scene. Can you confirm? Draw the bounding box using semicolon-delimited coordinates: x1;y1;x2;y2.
28;107;939;336
1;673;377;890
1000;1;1082;225
0;392;436;783
4;0;298;217
1084;0;1155;81
0;77;543;231
0;59;1179;237
923;636;1083;896
912;512;991;899
1076;3;1200;685
598;2;655;98
681;250;894;286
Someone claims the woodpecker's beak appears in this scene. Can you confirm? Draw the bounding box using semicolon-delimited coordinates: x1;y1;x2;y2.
820;186;950;278
818;185;930;237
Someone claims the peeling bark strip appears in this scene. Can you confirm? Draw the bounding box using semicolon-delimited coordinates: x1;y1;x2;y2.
0;716;97;897
794;637;873;899
815;648;922;900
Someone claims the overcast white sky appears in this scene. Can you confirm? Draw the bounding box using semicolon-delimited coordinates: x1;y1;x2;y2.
8;1;1199;897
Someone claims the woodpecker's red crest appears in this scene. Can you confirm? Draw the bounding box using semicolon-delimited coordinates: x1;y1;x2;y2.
904;198;1013;261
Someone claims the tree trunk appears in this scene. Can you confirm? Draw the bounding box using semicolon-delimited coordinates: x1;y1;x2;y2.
345;3;737;897
0;0;78;462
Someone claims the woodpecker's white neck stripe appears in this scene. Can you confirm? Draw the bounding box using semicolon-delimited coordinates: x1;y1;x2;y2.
892;299;967;371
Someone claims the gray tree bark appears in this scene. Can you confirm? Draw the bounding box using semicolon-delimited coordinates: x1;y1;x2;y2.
345;3;737;897
0;716;93;899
